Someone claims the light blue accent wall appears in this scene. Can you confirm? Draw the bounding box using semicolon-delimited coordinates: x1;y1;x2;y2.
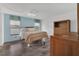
4;14;41;42
4;14;20;42
21;17;34;27
4;14;35;42
0;13;2;44
4;14;11;42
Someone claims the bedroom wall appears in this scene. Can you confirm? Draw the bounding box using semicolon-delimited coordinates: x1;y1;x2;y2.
41;11;77;36
21;17;35;27
3;14;37;42
2;4;76;36
0;7;41;43
41;4;77;36
4;14;11;42
50;11;77;35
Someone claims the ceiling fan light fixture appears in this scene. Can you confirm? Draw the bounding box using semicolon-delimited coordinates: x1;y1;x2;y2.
27;13;36;17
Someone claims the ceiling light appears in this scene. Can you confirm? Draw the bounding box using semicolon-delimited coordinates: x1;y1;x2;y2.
27;9;38;17
27;13;36;17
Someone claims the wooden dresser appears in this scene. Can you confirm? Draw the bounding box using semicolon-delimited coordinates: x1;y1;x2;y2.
50;32;79;56
54;20;70;35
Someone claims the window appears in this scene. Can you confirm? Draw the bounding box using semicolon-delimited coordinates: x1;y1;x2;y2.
34;19;41;31
10;15;21;35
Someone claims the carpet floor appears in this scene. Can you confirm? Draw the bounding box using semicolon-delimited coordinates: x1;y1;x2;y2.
0;39;50;56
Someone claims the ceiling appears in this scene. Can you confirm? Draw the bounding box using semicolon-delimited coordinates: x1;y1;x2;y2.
0;3;76;19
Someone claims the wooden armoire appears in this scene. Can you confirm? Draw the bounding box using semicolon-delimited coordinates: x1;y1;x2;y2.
54;20;70;35
50;3;79;56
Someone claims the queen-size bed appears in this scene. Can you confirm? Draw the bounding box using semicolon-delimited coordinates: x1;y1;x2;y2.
20;27;48;47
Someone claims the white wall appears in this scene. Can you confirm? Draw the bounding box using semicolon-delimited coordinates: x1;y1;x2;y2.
41;12;77;36
41;4;77;36
41;17;51;36
50;11;77;35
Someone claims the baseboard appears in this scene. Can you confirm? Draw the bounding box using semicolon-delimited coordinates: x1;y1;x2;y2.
4;39;24;45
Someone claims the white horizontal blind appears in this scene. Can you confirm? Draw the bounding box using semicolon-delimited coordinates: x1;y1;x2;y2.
10;15;21;35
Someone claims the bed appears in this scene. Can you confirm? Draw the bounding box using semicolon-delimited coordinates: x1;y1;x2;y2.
20;27;48;47
25;32;48;47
